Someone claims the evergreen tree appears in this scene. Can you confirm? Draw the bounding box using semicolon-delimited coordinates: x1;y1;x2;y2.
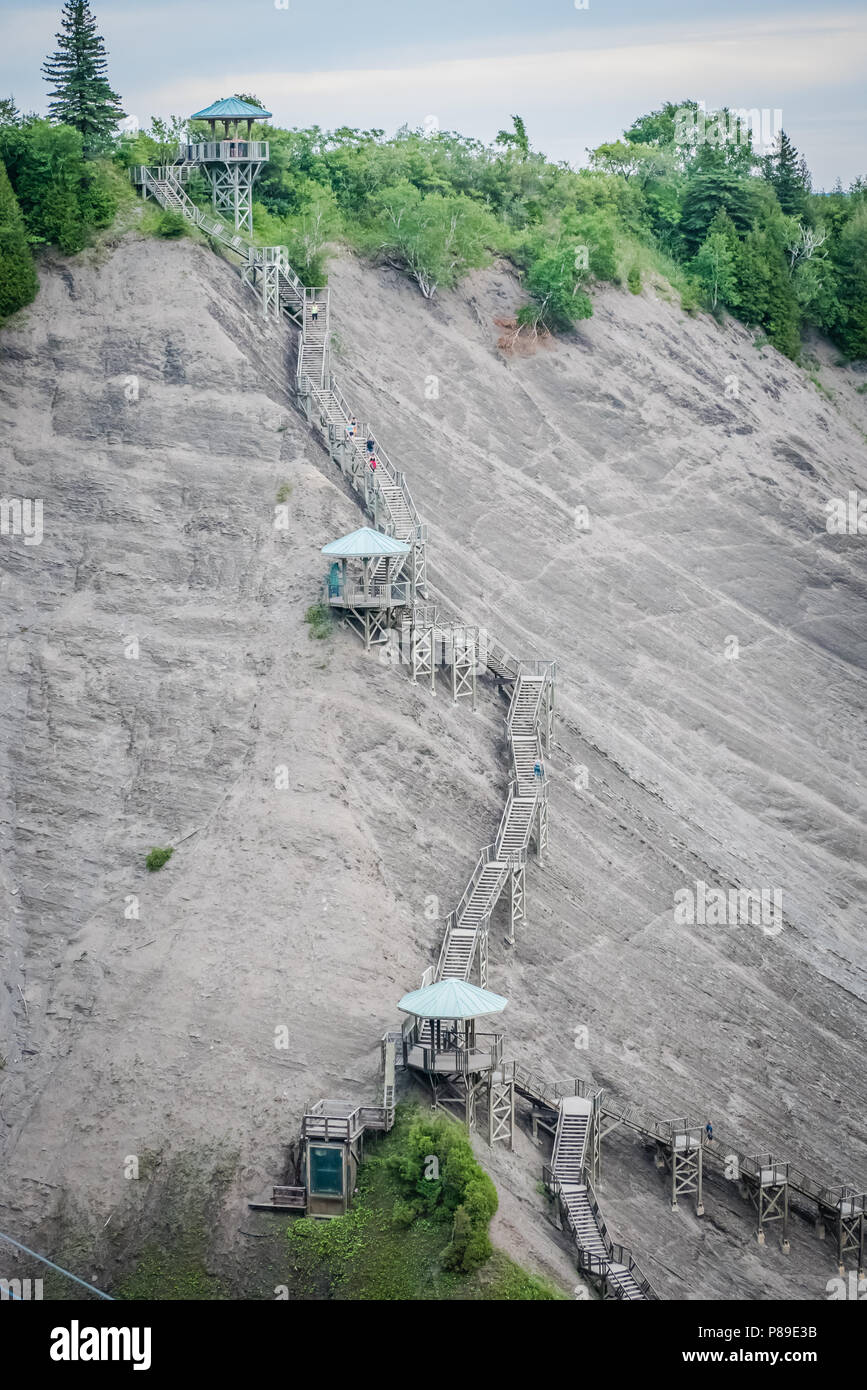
735;226;771;326
42;1;124;154
832;206;867;357
679;170;760;253
763;131;810;217
692;208;740;309
0;156;38;321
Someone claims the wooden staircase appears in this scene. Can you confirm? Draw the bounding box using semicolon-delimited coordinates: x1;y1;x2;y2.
551;1098;654;1300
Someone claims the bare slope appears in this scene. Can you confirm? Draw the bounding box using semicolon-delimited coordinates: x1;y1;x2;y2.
0;231;864;1300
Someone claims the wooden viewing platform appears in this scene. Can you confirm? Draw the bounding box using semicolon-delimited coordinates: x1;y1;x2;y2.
180;140;269;163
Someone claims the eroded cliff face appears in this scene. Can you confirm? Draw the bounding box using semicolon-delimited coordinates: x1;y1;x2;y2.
0;224;864;1299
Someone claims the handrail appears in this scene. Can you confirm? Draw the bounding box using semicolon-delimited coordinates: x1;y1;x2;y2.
180;140;270;162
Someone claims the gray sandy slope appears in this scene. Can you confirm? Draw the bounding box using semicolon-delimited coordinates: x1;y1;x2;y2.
0;226;864;1299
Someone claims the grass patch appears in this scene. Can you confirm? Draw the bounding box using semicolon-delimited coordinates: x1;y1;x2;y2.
145;846;173;872
284;1104;565;1300
276;482;292;503
115;1247;229;1301
112;1146;239;1301
305;602;332;640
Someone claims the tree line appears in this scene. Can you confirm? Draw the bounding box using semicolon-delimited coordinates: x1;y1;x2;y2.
1;2;866;364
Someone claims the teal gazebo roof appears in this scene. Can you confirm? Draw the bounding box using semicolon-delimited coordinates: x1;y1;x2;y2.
190;98;272;120
397;980;508;1020
321;527;410;559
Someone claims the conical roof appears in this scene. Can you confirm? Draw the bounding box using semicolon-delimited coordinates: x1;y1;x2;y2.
191;98;272;120
397;979;508;1020
321;527;410;558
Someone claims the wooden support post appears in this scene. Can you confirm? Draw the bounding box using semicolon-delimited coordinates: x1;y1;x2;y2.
507;862;525;945
669;1127;703;1213
488;1073;515;1148
536;792;549;864
477;927;488;990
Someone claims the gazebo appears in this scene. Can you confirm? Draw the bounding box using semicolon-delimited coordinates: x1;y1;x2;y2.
321;526;411;649
397;979;512;1137
182;98;272;233
189;96;273;140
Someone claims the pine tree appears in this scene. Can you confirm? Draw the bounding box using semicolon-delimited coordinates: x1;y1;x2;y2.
0;156;38;322
833;206;867;358
763;131;809;216
41;1;124;155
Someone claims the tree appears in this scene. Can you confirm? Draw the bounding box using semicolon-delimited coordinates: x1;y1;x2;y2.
679;170;762;254
374;181;496;297
0;118;116;254
625;100;692;148
763;131;810;217
0;156;38;322
832;205;867;357
692;209;739;309
495;115;530;160
42;0;124;154
588;141;668;184
520;243;593;333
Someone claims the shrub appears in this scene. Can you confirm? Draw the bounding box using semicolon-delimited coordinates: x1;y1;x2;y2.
389;1110;498;1273
305;602;332;640
680;283;699;316
146;846;173;872
627;263;641;294
154;209;187;239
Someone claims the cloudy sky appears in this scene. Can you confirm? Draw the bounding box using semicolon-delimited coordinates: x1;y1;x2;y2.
1;0;865;188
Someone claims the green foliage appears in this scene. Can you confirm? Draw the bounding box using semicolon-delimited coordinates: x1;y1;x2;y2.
494;115;530;160
146;846;173;872
146;105;863;360
41;0;125;155
0;118;117;254
387;1109;498;1274
0;156;38;321
519;242;593;332
283;1104;562;1300
679;170;763;255
305;602;332;640
832;206;867;358
763;130;810;217
154;208;187;239
370;180;499;297
680;282;699;315
692;208;739;309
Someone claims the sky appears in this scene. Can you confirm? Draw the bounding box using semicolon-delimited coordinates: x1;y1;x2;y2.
0;0;865;189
